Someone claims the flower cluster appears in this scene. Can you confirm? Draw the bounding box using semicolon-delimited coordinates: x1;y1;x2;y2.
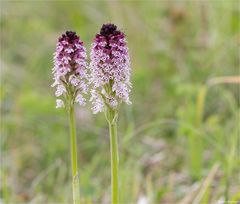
89;24;131;113
52;31;88;108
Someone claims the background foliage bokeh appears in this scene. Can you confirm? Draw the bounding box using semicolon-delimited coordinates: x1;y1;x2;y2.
1;1;239;203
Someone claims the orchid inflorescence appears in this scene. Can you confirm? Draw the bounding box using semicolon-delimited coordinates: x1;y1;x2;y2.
52;31;88;109
89;24;131;114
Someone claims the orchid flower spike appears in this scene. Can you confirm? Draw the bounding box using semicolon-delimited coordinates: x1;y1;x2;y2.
52;31;88;108
89;24;132;114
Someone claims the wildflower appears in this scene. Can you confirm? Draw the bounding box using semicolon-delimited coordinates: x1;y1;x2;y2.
52;31;87;204
56;99;64;109
89;23;131;113
89;23;132;204
52;31;88;108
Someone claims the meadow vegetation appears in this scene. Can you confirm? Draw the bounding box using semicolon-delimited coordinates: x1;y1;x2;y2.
1;1;239;203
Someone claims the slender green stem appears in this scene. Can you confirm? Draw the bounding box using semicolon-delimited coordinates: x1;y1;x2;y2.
108;109;119;204
69;102;80;204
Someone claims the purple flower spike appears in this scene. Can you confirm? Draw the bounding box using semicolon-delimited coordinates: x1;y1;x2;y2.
52;31;88;108
90;24;131;114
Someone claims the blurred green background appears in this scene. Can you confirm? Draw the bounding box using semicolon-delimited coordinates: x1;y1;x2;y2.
1;1;239;204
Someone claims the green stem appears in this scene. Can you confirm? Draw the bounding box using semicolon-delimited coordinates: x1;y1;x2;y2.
69;103;80;204
108;110;119;204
